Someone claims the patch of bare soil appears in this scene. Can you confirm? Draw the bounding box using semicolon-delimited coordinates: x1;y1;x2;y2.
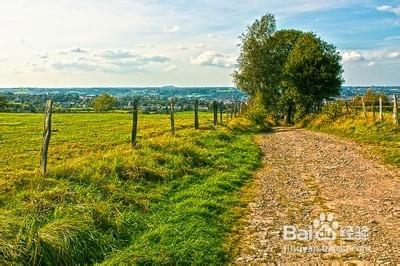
234;127;400;264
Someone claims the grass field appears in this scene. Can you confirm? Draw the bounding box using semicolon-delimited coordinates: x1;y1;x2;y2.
0;111;261;264
304;111;400;166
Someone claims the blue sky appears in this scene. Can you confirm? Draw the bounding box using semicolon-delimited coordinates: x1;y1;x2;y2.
0;0;399;87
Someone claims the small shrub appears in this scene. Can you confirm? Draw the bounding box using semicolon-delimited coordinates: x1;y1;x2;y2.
307;101;344;127
245;93;267;125
322;101;344;120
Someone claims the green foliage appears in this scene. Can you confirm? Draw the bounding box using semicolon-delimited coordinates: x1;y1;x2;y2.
354;89;389;106
0;112;260;264
284;33;343;114
92;93;116;112
234;13;343;123
233;13;279;113
0;95;7;110
309;102;345;126
245;93;267;125
322;102;345;120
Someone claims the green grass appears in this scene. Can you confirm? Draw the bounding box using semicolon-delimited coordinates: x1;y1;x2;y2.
0;111;261;265
303;112;400;166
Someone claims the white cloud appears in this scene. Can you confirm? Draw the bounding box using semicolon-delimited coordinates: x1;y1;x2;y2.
384;35;400;41
342;49;400;63
377;5;400;16
207;34;217;39
195;43;206;48
48;49;170;74
37;53;49;59
102;61;147;74
141;55;170;63
388;52;400;58
70;48;88;53
342;51;364;62
136;43;155;48
25;61;49;72
95;50;170;63
190;50;236;68
163;25;180;33
96;50;135;59
52;61;97;72
176;45;188;50
164;65;177;72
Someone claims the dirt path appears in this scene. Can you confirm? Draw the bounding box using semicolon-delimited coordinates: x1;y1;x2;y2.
234;128;400;264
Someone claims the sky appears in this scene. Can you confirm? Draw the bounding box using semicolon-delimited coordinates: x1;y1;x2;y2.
0;0;399;87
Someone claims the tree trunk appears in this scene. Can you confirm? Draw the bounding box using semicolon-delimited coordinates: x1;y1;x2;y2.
286;103;293;124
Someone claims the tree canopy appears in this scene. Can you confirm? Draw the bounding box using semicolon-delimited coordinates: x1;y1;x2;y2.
92;93;116;112
234;13;343;123
0;95;7;110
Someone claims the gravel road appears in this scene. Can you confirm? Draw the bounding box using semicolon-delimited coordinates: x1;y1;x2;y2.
234;128;400;264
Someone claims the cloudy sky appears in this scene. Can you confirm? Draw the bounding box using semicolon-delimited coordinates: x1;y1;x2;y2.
0;0;399;87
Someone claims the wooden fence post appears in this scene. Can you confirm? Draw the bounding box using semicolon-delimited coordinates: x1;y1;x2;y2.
234;102;237;117
219;101;223;123
372;103;376;120
230;103;234;119
379;97;384;121
194;99;199;129
393;94;399;125
353;97;358;115
238;102;241;116
169;98;175;134
131;98;139;146
40;100;53;175
213;100;218;126
345;101;350;116
361;96;367;119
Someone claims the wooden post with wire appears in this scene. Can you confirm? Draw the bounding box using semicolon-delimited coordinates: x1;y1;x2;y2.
353;97;358;115
194;99;199;129
361;96;367;119
40;99;53;175
372;102;376;120
393;94;399;126
234;101;237;117
213;100;218;126
169;98;175;134
131;97;139;146
219;101;223;123
379;97;384;121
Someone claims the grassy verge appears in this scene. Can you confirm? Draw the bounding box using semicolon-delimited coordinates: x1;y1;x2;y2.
302;113;400;166
0;112;261;264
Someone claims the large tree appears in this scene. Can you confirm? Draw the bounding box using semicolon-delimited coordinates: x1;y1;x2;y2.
92;93;116;112
284;32;343;119
233;14;278;113
234;13;343;123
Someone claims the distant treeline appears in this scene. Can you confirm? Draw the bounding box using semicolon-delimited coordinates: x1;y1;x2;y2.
1;86;399;113
0;92;237;113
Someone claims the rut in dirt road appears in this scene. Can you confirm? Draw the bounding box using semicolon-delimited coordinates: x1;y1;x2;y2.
235;128;400;264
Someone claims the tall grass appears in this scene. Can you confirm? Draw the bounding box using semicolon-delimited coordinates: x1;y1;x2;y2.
0;112;260;264
302;108;400;166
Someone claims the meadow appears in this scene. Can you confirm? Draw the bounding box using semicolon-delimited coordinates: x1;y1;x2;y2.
0;111;260;264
